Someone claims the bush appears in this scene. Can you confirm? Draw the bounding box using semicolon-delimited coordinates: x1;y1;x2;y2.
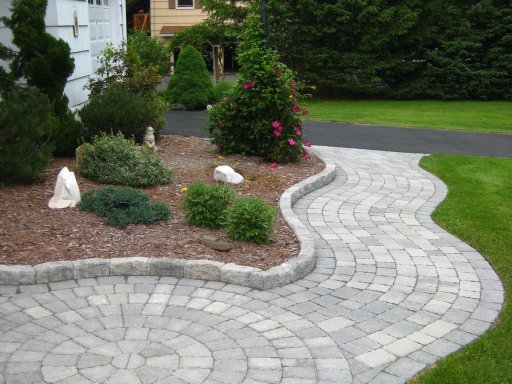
79;85;163;142
208;14;308;163
86;43;162;98
127;30;170;76
227;197;277;244
182;182;236;228
51;109;83;156
79;186;170;227
77;133;172;187
0;88;53;184
164;45;214;110
212;80;234;103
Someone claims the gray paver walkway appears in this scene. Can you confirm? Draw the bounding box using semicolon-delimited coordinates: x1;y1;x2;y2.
0;147;504;384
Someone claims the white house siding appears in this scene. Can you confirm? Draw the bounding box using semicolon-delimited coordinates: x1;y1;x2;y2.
0;0;126;110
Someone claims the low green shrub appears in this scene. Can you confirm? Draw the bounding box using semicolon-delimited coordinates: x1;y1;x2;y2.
227;197;276;244
182;182;236;228
212;80;234;103
79;186;170;227
164;45;214;110
0;88;53;184
77;133;172;187
79;84;163;143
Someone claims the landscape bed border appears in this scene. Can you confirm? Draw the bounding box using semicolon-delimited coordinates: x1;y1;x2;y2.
0;155;336;290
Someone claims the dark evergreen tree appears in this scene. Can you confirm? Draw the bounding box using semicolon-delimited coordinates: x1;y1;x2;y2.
176;0;512;100
1;0;82;154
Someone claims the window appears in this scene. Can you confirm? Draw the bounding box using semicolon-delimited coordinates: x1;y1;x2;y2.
177;0;194;8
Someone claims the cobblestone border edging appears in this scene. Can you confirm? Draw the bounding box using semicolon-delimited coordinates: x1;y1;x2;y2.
0;159;336;289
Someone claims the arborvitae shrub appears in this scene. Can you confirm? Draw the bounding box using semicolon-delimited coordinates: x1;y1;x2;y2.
79;186;170;227
0;88;53;184
227;197;277;244
182;182;236;228
79;85;162;143
165;45;214;110
77;133;172;187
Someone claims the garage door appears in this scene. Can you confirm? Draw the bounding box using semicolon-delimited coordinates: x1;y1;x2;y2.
88;0;112;73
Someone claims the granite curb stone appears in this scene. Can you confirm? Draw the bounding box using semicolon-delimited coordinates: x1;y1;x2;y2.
0;160;336;289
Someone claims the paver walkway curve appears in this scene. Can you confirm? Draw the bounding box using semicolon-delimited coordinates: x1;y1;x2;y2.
0;147;504;384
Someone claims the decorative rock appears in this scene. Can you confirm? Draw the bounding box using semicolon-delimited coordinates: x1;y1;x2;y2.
143;126;157;152
213;165;244;185
48;167;81;209
201;235;232;252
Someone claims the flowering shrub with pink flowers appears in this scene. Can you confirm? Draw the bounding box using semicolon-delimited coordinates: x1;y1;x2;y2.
207;12;309;163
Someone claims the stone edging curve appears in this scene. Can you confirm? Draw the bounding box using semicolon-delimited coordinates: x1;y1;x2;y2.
0;158;337;290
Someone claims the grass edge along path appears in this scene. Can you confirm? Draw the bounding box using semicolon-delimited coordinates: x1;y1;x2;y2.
410;154;512;383
304;100;512;135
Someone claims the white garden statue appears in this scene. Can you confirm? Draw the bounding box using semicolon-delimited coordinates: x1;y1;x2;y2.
48;167;81;209
143;126;157;152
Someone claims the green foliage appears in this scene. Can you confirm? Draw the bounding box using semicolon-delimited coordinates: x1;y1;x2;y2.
51;110;83;156
127;30;170;76
79;85;164;142
182;182;236;228
227;197;277;244
77;133;172;187
208;11;308;163
0;88;53;184
164;46;214;110
197;0;511;100
86;43;162;98
212;80;234;103
79;186;170;228
0;0;81;153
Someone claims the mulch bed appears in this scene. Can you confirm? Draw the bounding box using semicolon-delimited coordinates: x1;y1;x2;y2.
0;135;324;270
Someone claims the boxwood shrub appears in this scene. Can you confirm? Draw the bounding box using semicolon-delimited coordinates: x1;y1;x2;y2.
182;182;236;228
227;197;277;244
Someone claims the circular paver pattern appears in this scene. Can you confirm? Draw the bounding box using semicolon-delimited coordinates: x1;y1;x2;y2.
0;146;504;384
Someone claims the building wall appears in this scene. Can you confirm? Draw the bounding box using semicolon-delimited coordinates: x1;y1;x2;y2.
0;0;127;110
151;0;206;38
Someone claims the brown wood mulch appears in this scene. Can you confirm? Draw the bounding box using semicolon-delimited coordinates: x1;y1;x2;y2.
0;135;325;270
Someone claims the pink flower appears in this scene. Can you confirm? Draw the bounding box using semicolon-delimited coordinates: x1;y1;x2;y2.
288;138;297;147
302;108;309;116
243;80;255;91
290;81;297;93
274;69;281;77
295;127;302;136
304;140;311;147
272;121;283;137
270;162;278;169
303;148;310;159
291;106;302;114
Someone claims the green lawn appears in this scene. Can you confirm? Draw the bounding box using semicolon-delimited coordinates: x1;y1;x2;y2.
304;100;512;134
411;155;512;383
